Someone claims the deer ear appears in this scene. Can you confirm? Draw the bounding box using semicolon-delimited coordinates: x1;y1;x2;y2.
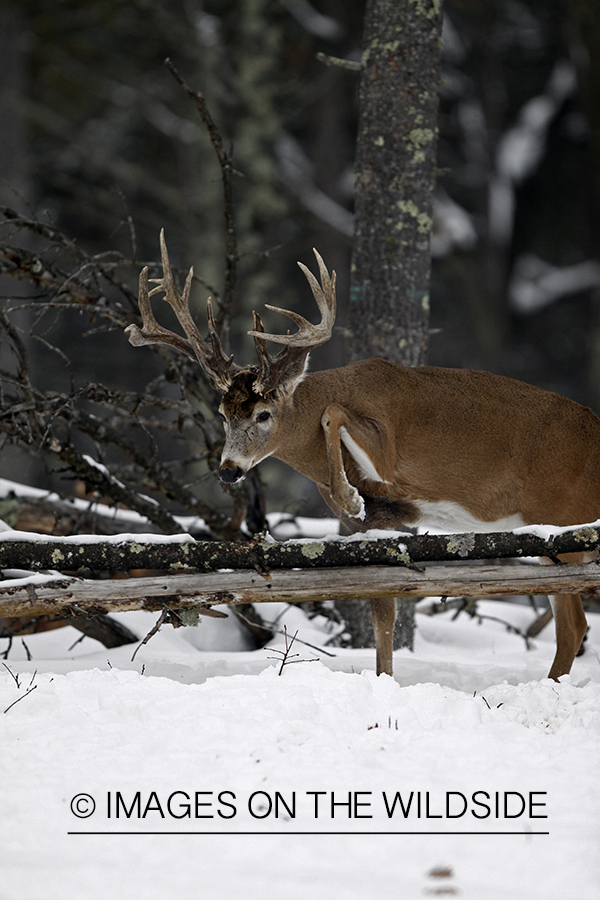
274;353;310;398
253;346;310;397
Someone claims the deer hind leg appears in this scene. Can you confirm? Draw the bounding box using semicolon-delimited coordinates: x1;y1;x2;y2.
371;598;396;676
547;593;587;681
540;552;589;680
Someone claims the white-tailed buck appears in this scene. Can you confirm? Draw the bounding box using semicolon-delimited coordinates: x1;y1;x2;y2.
127;231;598;680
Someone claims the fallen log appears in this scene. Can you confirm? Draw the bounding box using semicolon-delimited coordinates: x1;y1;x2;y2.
0;522;599;573
0;612;138;647
1;560;599;619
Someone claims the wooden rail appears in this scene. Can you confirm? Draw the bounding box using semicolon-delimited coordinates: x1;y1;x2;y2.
1;528;599;619
1;561;600;619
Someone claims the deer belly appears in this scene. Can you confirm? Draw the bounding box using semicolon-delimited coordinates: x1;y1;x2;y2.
412;499;525;533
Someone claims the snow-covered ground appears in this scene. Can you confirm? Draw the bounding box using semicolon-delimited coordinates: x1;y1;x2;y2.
1;595;599;900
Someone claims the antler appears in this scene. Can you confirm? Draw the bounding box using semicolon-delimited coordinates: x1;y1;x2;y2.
248;249;336;347
248;249;336;395
125;230;240;392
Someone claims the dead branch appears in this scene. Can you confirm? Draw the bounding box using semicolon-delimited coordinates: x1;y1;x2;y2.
131;607;170;662
1;525;600;574
267;626;319;674
4;684;37;714
316;52;365;72
0;209;266;539
164;59;237;324
1;559;599;620
233;607;336;657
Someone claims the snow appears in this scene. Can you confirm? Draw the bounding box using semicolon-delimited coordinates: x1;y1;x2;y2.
509;254;600;314
496;61;576;186
0;529;196;545
268;512;340;540
490;60;577;247
431;189;477;258
1;596;599;900
0;569;74;589
0;477;209;534
513;519;600;541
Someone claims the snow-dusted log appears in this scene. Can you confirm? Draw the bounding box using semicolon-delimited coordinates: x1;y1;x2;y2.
1;560;600;619
0;524;599;573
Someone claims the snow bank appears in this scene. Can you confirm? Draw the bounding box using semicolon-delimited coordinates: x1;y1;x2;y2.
1;599;599;900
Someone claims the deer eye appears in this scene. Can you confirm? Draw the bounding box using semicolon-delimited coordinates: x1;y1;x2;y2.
218;412;227;422
256;411;271;423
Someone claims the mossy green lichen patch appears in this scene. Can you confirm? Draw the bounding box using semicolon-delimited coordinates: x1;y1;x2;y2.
446;533;476;558
572;527;599;545
301;542;325;559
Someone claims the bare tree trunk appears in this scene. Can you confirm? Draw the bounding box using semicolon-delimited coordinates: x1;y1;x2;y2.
347;0;443;366
343;0;443;653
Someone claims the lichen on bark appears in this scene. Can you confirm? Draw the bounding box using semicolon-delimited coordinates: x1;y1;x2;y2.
347;0;443;367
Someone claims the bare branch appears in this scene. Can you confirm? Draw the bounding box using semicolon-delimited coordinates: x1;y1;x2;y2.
131;608;170;662
267;626;319;674
164;59;237;323
316;52;364;72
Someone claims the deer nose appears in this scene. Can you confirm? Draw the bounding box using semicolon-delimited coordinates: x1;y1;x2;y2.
219;465;244;484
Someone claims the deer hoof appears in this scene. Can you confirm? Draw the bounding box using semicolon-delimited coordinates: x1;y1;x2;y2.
346;489;366;521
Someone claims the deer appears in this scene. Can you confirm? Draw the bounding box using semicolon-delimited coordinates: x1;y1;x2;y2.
126;230;598;681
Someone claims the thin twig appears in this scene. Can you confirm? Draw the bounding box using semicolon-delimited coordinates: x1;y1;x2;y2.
131;607;170;661
473;612;533;650
267;626;319;675
2;662;20;688
21;638;32;661
4;684;37;714
234;608;336;657
316;52;364;72
67;633;86;651
452;599;533;650
164;58;237;324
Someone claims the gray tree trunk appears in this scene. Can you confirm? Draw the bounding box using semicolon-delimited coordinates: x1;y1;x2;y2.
348;0;443;365
343;0;443;653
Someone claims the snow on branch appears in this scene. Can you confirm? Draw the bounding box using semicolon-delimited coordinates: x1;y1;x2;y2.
1;521;600;574
1;521;599;620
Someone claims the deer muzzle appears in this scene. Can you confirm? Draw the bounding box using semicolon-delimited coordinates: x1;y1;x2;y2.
219;463;245;484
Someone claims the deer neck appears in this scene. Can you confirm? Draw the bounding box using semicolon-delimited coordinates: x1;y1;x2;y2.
270;380;330;485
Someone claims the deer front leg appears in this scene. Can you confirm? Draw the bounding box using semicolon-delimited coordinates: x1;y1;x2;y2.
371;598;396;676
321;404;365;520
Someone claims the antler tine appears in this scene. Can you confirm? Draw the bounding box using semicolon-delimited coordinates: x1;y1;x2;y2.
125;266;196;359
126;229;240;392
251;309;273;387
149;229;202;345
248;250;336;397
206;296;236;370
247;248;336;348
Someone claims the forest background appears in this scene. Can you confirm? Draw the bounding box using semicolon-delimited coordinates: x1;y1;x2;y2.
1;0;599;534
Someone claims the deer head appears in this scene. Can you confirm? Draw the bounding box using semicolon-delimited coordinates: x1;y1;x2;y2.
126;231;336;484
